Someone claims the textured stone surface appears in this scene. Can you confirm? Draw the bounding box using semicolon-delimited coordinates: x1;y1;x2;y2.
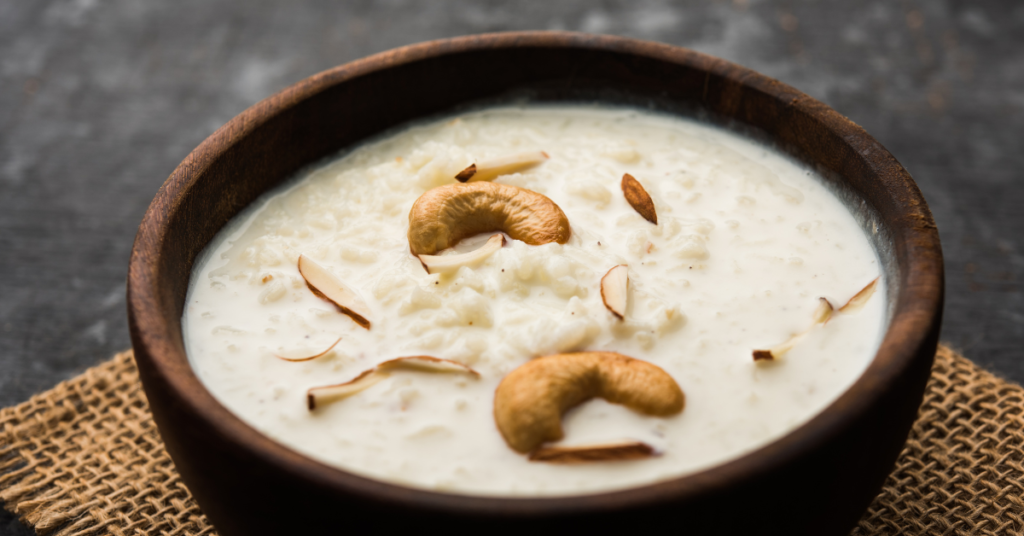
1;1;1022;533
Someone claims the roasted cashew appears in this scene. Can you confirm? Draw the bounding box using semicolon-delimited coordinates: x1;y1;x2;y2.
493;352;685;454
407;182;571;256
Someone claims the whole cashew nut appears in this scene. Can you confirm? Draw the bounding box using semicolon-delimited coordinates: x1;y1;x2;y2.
493;352;685;453
407;182;571;256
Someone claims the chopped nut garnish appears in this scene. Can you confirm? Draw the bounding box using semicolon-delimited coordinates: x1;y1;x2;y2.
810;296;835;324
753;297;834;362
753;278;880;363
454;151;549;183
298;255;372;329
417;234;505;274
307;369;388;410
621;173;658;224
275;336;342;362
840;277;880;313
600;265;629;320
307;356;479;410
376;355;480;377
529;441;657;463
454;163;477;182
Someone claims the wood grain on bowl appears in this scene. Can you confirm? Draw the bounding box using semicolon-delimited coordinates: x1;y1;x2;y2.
128;32;942;536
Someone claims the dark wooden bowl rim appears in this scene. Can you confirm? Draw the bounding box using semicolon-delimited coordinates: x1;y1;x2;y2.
128;31;943;518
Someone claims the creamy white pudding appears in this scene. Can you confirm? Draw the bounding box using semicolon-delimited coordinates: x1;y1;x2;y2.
182;105;885;496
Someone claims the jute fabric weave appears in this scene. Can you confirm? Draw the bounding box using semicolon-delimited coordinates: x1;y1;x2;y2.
0;346;1021;535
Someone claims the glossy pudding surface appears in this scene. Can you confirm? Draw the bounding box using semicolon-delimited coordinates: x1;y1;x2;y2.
182;105;885;496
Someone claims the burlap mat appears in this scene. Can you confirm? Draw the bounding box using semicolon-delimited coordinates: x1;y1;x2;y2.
0;347;1021;535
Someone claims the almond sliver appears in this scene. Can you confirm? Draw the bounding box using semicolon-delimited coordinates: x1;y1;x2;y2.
377;356;480;377
307;369;390;410
600;265;629;320
529;441;656;463
307;356;478;410
621;173;657;224
839;277;879;313
417;234;505;274
298;254;372;329
753;297;834;362
275;337;342;362
455;151;549;182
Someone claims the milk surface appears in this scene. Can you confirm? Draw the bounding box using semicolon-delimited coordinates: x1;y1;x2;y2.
183;105;885;496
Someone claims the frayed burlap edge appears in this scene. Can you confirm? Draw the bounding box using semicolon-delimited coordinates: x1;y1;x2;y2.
1;346;1022;535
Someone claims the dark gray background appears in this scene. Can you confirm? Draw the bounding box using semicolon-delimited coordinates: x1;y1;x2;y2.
2;1;1021;533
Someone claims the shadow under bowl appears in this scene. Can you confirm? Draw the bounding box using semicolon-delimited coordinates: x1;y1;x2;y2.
127;31;943;536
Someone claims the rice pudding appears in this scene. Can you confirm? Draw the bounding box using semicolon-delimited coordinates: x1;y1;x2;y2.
182;105;885;496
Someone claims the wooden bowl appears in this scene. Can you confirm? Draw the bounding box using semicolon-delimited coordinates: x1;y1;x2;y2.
128;32;943;536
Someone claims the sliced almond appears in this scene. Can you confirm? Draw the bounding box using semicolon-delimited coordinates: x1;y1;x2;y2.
455;151;549;183
307;369;390;410
754;332;808;362
810;296;835;324
298;255;372;329
275;336;342;362
621;173;657;224
753;297;834;362
417;234;505;274
377;355;480;377
839;277;880;313
529;441;656;463
600;264;629;320
454;163;477;182
307;356;479;411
